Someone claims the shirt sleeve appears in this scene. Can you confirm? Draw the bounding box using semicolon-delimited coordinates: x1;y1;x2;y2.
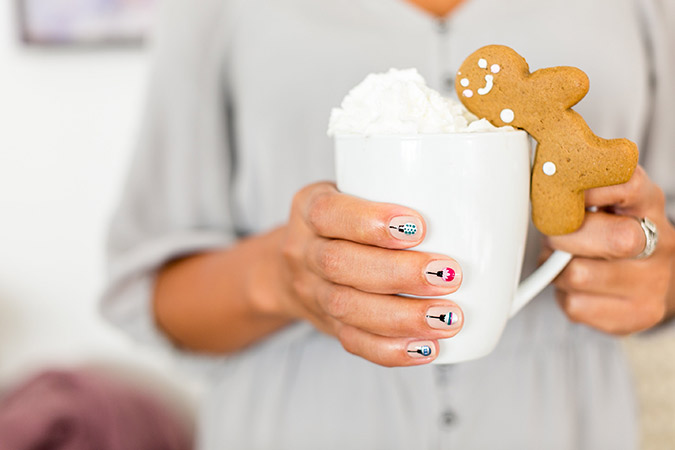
640;0;675;221
636;0;675;334
100;0;235;349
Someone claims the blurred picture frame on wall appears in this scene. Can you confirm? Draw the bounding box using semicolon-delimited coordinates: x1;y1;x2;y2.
17;0;155;46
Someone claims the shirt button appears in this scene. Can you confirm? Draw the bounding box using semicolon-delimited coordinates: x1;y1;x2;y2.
439;410;457;429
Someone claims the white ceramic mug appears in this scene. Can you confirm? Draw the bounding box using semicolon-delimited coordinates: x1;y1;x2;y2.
334;131;572;364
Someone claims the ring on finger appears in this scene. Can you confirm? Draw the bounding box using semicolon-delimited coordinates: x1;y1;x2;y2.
634;217;658;259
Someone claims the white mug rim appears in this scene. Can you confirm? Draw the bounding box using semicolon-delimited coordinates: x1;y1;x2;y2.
333;129;527;140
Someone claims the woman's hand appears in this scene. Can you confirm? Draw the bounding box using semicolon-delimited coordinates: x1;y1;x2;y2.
546;166;675;334
267;182;464;366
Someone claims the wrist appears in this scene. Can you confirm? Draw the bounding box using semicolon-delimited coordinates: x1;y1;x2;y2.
244;226;295;320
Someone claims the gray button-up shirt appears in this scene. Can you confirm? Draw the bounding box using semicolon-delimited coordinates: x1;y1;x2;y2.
102;0;675;448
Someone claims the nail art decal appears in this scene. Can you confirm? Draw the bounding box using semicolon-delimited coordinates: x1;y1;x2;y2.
425;306;462;330
389;216;422;242
424;260;461;287
426;267;456;282
407;341;435;358
426;312;457;326
390;223;417;235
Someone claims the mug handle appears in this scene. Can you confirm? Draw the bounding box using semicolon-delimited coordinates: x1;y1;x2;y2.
509;250;572;318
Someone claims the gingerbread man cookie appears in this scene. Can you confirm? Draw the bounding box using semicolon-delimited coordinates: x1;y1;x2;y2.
455;45;639;235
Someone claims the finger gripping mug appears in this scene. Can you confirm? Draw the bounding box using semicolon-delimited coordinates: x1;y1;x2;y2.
334;131;571;364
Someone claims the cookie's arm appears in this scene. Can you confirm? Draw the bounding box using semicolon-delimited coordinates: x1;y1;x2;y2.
530;67;589;110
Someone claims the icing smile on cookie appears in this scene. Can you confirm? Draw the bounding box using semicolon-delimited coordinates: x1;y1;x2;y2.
477;74;494;95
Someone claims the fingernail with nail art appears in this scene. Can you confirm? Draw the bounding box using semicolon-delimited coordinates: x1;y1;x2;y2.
406;341;435;358
426;306;462;330
389;216;422;241
424;260;461;287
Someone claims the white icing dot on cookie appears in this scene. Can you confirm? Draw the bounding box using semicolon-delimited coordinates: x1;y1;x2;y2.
463;89;474;98
478;58;488;69
491;64;500;73
460;78;470;87
500;108;514;123
543;161;557;176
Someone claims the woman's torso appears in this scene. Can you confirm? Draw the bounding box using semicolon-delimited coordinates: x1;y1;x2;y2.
199;0;650;448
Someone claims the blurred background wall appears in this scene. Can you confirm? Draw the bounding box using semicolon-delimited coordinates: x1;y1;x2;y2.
0;0;184;388
0;0;673;448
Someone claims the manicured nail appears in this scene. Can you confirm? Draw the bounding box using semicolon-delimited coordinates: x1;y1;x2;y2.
406;341;435;358
389;216;422;241
424;260;461;287
425;306;462;330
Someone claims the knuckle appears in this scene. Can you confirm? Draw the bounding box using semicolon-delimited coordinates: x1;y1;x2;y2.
305;188;335;234
336;327;358;355
565;260;591;290
560;294;583;324
336;327;400;367
371;342;399;368
291;184;315;213
322;285;351;320
652;185;666;211
608;220;643;258
280;238;300;265
290;277;312;301
388;252;420;291
314;240;343;276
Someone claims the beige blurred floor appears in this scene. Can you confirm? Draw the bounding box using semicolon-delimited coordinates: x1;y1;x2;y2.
623;333;675;450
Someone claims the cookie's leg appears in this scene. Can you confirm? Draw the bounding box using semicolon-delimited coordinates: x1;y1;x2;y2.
530;141;586;235
531;177;585;236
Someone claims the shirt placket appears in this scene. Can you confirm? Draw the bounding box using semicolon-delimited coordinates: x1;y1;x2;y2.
430;16;461;449
433;364;459;449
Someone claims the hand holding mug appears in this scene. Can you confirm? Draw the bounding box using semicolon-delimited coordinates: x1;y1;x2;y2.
276;182;465;367
335;132;574;364
547;166;675;334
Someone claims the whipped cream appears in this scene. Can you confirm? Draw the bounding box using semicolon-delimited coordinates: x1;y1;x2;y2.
328;68;502;136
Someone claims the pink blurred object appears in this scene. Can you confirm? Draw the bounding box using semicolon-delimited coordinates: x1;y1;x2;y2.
0;369;192;450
